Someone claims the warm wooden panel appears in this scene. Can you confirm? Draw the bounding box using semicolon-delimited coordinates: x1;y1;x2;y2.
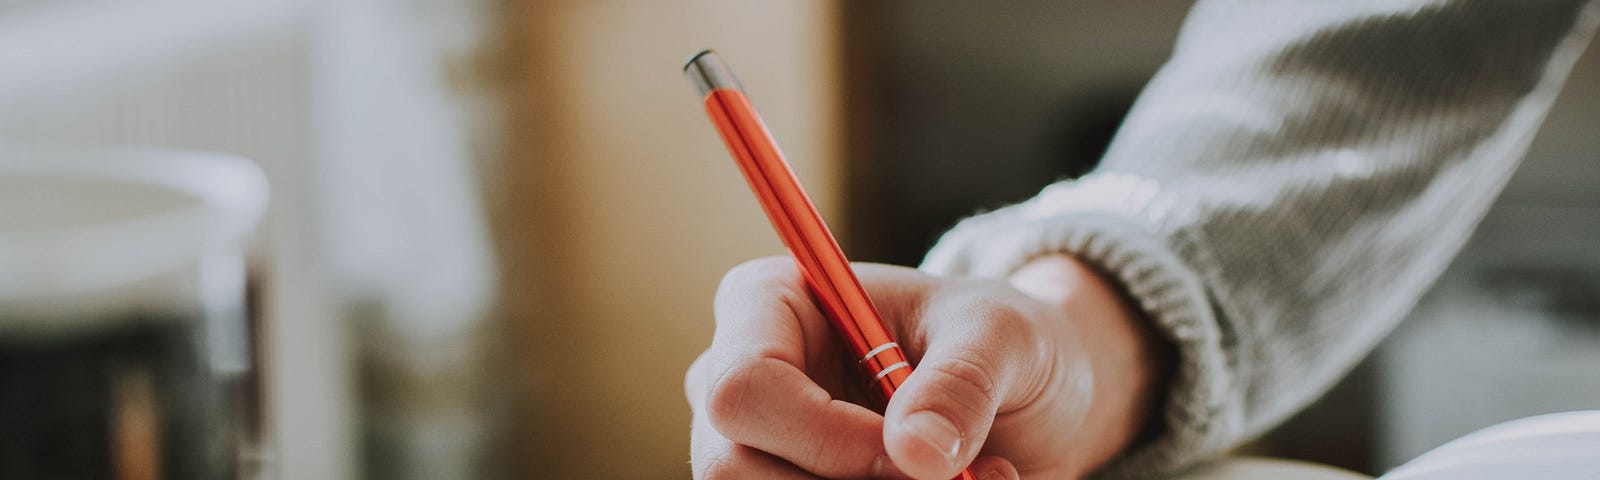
503;1;842;477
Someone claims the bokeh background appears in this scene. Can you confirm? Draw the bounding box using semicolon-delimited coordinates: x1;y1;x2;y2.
3;1;1596;478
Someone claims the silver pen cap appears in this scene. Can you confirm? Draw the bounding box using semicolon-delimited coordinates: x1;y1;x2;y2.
683;49;744;98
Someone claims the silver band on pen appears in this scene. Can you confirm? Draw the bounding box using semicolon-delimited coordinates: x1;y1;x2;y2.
873;362;911;382
859;342;900;364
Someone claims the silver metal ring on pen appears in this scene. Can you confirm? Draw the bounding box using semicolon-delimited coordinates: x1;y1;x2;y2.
873;362;910;382
859;342;899;364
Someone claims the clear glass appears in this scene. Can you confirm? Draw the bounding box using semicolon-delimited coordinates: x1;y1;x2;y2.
0;147;268;479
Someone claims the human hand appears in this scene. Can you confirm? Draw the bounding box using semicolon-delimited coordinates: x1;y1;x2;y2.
685;255;1171;479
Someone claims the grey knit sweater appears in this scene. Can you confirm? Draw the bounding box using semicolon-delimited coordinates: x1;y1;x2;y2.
919;1;1600;477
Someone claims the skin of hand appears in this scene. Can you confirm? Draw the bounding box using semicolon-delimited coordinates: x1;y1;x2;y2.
685;254;1173;479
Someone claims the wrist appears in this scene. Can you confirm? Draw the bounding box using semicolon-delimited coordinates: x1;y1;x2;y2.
1009;253;1175;473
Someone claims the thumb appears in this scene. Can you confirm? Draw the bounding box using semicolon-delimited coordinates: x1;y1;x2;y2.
881;294;1044;480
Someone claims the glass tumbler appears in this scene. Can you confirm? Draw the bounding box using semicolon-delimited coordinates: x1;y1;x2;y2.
0;147;268;480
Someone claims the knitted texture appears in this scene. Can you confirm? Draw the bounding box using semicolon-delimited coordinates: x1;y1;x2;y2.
921;1;1600;476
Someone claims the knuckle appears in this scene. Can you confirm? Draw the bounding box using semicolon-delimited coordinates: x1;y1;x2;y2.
920;355;999;416
966;287;1032;326
985;301;1046;357
944;287;1040;348
982;299;1031;335
942;287;1027;327
703;359;765;437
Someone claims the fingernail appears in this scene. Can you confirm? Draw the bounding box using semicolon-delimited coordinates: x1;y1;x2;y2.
903;411;962;466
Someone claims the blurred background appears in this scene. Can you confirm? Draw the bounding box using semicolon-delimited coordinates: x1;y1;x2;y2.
0;0;1595;479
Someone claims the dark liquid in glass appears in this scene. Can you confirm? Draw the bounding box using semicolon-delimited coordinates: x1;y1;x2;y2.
0;314;233;479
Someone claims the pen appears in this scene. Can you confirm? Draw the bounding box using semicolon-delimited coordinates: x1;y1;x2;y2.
685;50;977;480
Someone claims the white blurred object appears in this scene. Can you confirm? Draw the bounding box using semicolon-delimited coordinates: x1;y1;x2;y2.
314;0;495;346
1375;206;1600;469
1381;411;1600;479
0;148;265;313
0;1;502;478
0;147;269;478
314;0;500;478
0;147;267;371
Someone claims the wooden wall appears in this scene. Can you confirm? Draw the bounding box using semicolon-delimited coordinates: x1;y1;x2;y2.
502;2;843;477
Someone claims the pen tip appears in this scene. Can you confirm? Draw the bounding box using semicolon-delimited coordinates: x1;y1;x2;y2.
684;49;717;71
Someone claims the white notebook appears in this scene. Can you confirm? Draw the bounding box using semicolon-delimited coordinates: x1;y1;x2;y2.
1380;410;1600;480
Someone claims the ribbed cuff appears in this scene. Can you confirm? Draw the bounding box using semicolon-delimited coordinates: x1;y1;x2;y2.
919;172;1239;478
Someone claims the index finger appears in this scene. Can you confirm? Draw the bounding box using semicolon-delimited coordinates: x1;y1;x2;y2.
706;258;936;382
706;257;830;373
697;258;913;478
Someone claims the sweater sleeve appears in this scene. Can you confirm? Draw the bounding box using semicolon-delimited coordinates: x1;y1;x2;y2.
920;1;1600;476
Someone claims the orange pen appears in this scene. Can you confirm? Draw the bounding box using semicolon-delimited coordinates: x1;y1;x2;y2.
685;50;977;480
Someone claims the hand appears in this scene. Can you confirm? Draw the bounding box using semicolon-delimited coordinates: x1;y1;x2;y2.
685;255;1172;479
